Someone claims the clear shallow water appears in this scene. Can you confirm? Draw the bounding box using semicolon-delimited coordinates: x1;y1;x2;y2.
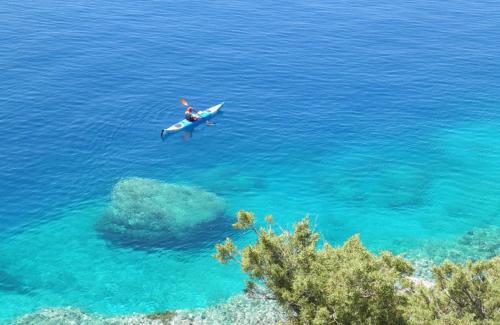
1;0;500;321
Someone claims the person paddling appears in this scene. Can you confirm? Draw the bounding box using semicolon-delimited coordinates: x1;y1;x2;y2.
184;106;200;122
180;98;216;125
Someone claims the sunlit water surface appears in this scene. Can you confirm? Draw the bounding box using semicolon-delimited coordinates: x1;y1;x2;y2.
1;0;500;321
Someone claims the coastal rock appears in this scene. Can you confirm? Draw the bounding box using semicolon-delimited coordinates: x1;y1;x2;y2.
12;307;165;325
12;308;95;325
96;177;227;248
407;276;434;289
171;294;288;324
13;294;287;325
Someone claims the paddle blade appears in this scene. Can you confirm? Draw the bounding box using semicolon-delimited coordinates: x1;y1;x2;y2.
180;98;189;106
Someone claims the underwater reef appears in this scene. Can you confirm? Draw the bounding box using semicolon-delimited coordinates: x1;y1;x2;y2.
184;165;267;196
96;177;228;249
408;225;500;277
0;270;30;294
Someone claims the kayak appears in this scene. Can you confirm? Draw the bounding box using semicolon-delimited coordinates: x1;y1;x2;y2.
161;102;224;137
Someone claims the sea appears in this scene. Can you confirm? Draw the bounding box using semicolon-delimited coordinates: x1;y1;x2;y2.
1;0;499;322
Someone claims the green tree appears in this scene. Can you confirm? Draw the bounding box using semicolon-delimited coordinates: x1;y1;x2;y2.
406;257;500;324
214;211;414;324
215;211;500;324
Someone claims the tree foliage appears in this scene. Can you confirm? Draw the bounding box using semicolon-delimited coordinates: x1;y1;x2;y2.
214;211;499;325
406;258;500;324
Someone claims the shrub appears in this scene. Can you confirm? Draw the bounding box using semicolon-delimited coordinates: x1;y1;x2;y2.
406;257;500;324
215;211;500;325
215;211;413;324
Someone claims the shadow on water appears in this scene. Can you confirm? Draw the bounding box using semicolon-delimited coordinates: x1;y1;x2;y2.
96;215;238;252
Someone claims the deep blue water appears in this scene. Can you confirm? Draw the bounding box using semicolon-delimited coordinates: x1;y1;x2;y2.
1;0;500;321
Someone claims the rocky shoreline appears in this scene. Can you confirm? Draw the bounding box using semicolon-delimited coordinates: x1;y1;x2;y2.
12;276;438;325
12;294;287;325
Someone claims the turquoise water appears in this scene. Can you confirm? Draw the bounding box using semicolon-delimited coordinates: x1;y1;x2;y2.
1;0;500;322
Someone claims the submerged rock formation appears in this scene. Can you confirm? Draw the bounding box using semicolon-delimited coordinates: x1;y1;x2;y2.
408;225;500;278
0;270;30;294
96;177;228;248
421;225;499;263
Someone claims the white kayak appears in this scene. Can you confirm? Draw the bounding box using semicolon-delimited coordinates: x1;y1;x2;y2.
161;102;224;137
